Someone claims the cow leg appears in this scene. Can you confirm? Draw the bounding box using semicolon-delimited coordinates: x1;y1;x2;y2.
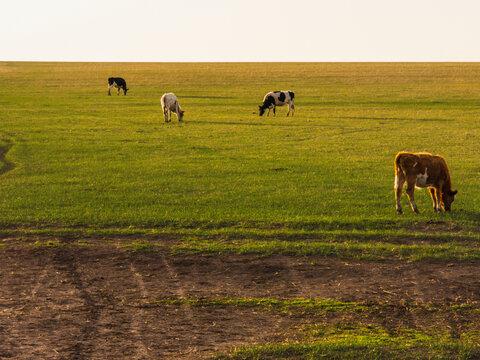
394;172;405;214
291;103;295;116
176;103;182;122
406;178;420;214
108;85;112;96
163;107;168;122
266;108;271;116
429;188;438;212
117;87;120;95
435;189;443;212
430;187;443;212
287;103;291;117
273;106;276;117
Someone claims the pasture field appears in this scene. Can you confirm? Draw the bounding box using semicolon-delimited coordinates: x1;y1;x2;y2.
1;62;480;359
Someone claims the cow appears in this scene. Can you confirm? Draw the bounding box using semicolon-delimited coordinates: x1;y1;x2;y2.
258;91;295;117
108;77;128;96
394;152;457;214
161;93;184;122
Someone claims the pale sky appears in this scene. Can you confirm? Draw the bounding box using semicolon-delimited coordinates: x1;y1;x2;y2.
1;0;480;61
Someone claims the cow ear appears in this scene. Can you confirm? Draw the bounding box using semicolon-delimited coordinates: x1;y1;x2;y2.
452;190;458;195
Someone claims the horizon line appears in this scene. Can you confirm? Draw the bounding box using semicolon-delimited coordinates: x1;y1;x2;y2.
2;60;480;64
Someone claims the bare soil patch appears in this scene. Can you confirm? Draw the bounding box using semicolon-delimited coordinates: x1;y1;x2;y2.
1;239;479;359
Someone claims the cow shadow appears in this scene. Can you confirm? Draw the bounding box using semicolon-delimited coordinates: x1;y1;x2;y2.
338;116;450;122
454;209;480;223
192;120;334;128
0;138;15;176
181;95;235;99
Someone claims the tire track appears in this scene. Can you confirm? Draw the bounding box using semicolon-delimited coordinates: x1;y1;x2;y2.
8;267;48;320
53;247;102;359
129;263;150;359
2;265;52;359
160;252;200;355
288;262;315;299
27;268;49;303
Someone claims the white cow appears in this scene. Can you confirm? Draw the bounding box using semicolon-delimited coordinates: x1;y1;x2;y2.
161;93;184;122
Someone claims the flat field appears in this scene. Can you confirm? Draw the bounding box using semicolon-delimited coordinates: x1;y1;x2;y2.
1;62;479;359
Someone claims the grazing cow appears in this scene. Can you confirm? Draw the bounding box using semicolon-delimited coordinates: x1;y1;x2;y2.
161;93;184;122
394;152;457;214
258;91;295;117
108;77;128;95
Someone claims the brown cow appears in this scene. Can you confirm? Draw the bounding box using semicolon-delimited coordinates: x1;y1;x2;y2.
394;152;457;214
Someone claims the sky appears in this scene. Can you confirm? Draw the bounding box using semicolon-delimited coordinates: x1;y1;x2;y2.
1;0;480;62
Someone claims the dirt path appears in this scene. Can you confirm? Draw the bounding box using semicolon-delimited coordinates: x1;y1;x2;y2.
1;240;479;359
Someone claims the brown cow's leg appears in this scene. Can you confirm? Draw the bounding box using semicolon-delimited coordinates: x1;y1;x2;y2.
429;188;440;212
428;188;436;211
394;172;405;214
436;189;443;212
406;178;420;214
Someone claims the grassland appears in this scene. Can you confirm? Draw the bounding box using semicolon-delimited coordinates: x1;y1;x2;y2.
1;62;479;231
1;62;480;358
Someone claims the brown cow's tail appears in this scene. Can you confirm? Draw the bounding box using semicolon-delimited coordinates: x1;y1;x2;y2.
394;152;403;176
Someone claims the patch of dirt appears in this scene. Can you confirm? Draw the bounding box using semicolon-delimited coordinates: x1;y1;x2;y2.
1;239;479;359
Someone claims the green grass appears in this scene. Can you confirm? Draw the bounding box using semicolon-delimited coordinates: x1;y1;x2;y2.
152;297;480;359
30;240;62;247
171;238;480;261
2;235;479;261
214;333;480;360
120;239;157;252
150;296;480;314
151;298;366;313
1;62;479;233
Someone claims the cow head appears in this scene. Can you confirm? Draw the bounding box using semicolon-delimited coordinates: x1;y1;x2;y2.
124;88;129;95
258;105;265;116
442;189;457;211
178;109;185;121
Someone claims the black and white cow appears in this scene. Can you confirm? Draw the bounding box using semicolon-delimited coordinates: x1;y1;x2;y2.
258;91;295;116
108;77;129;96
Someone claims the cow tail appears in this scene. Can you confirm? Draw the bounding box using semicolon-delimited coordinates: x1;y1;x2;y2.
394;152;403;176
